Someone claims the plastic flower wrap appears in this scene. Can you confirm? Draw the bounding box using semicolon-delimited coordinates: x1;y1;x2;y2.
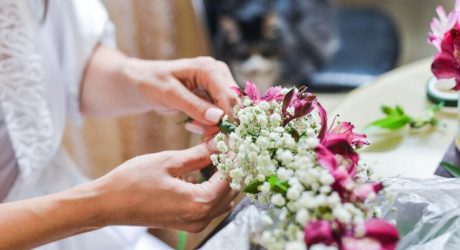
429;0;460;90
211;81;399;250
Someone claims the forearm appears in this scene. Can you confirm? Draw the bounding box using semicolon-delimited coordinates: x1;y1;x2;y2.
0;182;105;249
80;45;150;117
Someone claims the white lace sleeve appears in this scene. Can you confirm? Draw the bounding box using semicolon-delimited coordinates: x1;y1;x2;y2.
59;0;116;123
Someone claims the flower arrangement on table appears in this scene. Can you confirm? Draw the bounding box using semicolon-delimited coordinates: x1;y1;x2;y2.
211;81;400;250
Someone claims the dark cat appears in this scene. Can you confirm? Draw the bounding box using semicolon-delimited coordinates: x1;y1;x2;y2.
207;0;339;91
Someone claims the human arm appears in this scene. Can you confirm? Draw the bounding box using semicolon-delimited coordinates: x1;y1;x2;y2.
0;143;236;249
80;45;238;125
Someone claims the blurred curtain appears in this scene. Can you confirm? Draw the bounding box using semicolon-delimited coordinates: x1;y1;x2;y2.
63;1;211;248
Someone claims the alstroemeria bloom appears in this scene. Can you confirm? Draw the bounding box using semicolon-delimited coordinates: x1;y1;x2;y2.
281;88;318;126
429;3;460;50
305;219;399;250
330;122;369;148
431;25;460;90
304;220;336;247
429;1;460;90
342;219;399;250
316;119;364;175
352;182;384;202
231;81;285;103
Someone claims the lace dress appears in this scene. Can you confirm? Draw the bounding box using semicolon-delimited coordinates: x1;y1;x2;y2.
0;0;171;249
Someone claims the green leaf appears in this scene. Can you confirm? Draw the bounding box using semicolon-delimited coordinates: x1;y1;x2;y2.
381;105;393;115
243;180;263;194
176;231;188;250
369;115;412;130
441;162;460;178
395;105;405;115
219;120;237;134
268;175;289;194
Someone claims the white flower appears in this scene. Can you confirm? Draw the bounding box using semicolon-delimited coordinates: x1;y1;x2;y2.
260;182;271;193
319;172;334;185
216;141;228;153
287;186;301;200
285;241;306;250
256;136;270;149
333;206;352;224
310;244;339;250
259;101;270;110
210;154;219;166
277;167;293;180
295;208;310;225
271;194;286;207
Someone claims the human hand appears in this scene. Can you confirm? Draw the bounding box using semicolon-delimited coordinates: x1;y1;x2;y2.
125;56;238;126
92;143;237;232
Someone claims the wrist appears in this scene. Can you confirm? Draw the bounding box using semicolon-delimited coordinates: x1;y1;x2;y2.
57;180;112;229
120;57;156;112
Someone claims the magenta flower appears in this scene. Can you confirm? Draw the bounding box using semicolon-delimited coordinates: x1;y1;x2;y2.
316;135;359;174
231;81;284;102
342;219;399;250
330;122;369;148
431;26;460;90
304;220;336;247
304;219;399;250
281;88;318;126
262;86;284;102
429;4;460;51
352;182;384;202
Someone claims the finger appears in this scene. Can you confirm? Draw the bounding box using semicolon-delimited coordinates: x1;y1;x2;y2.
173;57;238;118
206;189;239;220
194;171;232;204
168;143;213;176
184;120;220;136
169;78;224;125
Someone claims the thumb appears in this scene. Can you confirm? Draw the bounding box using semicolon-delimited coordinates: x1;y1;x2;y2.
168;143;214;177
170;79;224;125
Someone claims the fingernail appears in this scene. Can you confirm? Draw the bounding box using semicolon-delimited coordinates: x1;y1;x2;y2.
205;107;224;124
185;123;204;134
208;138;218;151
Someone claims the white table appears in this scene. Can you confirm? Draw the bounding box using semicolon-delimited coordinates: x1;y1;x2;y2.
320;58;458;178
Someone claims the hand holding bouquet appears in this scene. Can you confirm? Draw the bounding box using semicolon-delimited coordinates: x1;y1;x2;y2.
211;82;399;250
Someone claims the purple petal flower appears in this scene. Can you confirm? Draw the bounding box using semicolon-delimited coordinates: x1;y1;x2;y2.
304;220;336;247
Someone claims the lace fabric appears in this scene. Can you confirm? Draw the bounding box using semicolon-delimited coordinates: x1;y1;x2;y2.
0;0;55;178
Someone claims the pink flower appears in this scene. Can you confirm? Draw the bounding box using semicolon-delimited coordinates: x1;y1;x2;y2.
304;219;399;250
342;219;399;250
431;26;460;90
281;88;318;126
352;182;384;202
262;86;284;102
304;220;336;247
316;135;359;174
231;81;284;102
429;4;460;51
330;122;368;148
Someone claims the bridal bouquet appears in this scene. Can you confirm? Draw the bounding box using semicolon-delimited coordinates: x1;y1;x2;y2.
211;82;399;250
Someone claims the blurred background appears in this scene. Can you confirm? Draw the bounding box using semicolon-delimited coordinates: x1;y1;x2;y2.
62;0;455;249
